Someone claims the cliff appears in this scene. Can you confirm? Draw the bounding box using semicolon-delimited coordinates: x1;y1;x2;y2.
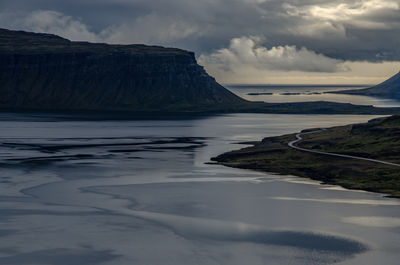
2;28;400;115
333;71;400;100
0;28;246;112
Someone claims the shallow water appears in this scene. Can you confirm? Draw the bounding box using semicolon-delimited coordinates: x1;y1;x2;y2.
227;85;400;107
0;113;399;265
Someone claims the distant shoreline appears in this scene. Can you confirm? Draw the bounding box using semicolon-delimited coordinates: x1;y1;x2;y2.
225;84;371;88
2;98;400;116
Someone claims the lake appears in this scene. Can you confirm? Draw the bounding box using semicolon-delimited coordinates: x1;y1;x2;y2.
0;111;399;265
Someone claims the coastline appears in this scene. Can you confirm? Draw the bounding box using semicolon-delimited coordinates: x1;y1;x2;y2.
212;116;400;198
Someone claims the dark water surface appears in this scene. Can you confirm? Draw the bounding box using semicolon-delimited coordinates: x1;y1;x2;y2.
0;113;399;265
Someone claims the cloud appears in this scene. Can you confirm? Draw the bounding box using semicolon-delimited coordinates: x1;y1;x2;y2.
0;9;204;46
0;1;399;84
198;36;346;74
0;0;399;62
284;0;400;30
17;10;100;42
101;13;205;45
290;0;399;20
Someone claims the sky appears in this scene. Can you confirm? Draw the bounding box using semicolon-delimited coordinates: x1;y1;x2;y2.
1;0;399;84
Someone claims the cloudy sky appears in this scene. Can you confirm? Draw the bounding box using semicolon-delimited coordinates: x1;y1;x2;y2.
1;0;399;84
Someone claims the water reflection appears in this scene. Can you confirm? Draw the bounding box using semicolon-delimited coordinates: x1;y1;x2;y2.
0;113;398;265
227;85;400;107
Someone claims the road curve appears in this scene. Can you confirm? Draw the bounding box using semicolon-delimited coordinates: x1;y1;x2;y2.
288;130;400;167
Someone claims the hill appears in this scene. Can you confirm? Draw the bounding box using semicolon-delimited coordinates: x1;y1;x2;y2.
213;115;400;197
333;71;400;99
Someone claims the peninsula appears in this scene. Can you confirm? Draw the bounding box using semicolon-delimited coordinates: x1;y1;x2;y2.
213;115;400;197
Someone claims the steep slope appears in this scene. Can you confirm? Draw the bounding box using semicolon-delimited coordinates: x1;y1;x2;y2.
0;28;246;112
2;28;400;115
334;71;400;99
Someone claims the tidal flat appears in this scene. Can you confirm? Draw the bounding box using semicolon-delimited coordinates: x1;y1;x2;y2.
0;113;399;265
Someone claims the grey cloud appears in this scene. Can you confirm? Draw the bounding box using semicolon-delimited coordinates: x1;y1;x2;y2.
0;0;399;62
20;10;100;42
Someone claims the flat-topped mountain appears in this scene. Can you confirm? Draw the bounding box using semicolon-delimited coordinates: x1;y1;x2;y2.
334;71;400;100
0;28;246;112
2;28;400;115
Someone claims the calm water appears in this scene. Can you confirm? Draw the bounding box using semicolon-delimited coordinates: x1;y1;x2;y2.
227;85;400;107
0;113;399;265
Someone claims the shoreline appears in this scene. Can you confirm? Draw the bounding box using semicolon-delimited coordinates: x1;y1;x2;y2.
212;116;400;198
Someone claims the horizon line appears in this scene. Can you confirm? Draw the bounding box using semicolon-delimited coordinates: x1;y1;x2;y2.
223;84;373;87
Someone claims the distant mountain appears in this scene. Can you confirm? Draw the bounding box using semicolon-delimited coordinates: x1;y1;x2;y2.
0;28;246;112
334;71;400;99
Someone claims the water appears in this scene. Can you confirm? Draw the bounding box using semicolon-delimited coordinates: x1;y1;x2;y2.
227;85;400;107
0;113;399;265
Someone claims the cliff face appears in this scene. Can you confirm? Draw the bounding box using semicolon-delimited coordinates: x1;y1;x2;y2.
336;71;400;100
0;28;246;112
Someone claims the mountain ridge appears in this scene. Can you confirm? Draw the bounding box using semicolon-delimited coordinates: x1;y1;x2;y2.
332;71;400;99
1;28;400;115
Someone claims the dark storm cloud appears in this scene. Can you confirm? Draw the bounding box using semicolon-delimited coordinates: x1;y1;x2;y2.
0;0;399;63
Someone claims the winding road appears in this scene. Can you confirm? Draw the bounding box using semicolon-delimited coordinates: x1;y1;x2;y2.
288;130;400;167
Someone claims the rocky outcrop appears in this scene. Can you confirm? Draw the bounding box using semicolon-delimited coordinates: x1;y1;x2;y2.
0;28;246;112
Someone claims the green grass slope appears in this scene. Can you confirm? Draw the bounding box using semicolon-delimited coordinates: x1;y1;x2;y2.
213;115;400;197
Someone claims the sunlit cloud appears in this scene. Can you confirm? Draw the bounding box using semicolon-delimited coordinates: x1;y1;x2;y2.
284;0;400;30
199;36;346;73
0;0;399;84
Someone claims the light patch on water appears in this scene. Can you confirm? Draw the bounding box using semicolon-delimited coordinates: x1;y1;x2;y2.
276;176;322;186
342;217;400;228
166;176;267;183
270;197;400;206
117;209;368;254
166;170;267;183
320;186;366;192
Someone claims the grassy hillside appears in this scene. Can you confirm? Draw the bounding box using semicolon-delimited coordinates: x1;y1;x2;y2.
213;115;400;197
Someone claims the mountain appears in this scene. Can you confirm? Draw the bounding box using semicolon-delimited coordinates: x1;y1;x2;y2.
1;28;400;115
333;71;400;99
0;28;246;112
